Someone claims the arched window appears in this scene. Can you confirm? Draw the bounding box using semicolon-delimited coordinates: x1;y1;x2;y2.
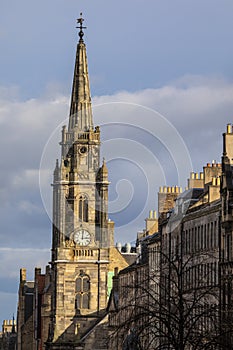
79;196;88;222
75;270;90;310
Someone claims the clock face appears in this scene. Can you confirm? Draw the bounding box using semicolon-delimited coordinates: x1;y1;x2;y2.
74;229;91;246
79;146;87;155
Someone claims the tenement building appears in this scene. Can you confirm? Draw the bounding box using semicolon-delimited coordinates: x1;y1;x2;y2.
17;16;131;350
109;125;233;349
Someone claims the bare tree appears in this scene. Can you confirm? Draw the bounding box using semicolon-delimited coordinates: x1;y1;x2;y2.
109;243;225;350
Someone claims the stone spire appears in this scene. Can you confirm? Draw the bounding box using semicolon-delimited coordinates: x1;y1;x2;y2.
12;314;16;333
100;158;108;180
68;14;93;132
53;159;59;182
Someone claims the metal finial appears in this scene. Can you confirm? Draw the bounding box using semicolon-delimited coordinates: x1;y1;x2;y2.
76;13;87;42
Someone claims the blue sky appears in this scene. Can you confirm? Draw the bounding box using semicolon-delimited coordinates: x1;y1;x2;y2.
0;0;233;323
1;1;233;96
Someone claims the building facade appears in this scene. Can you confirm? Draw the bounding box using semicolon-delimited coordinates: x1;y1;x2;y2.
110;125;233;349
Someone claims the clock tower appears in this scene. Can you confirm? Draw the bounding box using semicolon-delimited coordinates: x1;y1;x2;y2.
47;15;115;349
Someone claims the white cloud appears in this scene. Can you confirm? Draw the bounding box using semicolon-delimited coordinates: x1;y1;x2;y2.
0;89;69;146
12;169;39;189
93;75;233;170
93;75;233;126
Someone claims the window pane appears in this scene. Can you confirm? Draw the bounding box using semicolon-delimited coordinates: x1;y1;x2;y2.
84;199;88;222
83;294;89;309
79;198;83;221
75;294;81;309
76;278;81;292
83;277;90;292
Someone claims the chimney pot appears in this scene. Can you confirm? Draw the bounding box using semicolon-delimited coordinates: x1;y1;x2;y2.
227;124;232;134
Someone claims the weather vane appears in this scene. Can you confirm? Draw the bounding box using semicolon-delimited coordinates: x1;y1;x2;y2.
76;12;87;41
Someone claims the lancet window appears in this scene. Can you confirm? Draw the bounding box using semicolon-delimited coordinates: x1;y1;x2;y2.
79;195;88;222
75;271;90;310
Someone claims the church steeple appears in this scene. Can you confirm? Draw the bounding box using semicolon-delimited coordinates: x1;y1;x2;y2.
45;17;118;347
68;14;93;132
